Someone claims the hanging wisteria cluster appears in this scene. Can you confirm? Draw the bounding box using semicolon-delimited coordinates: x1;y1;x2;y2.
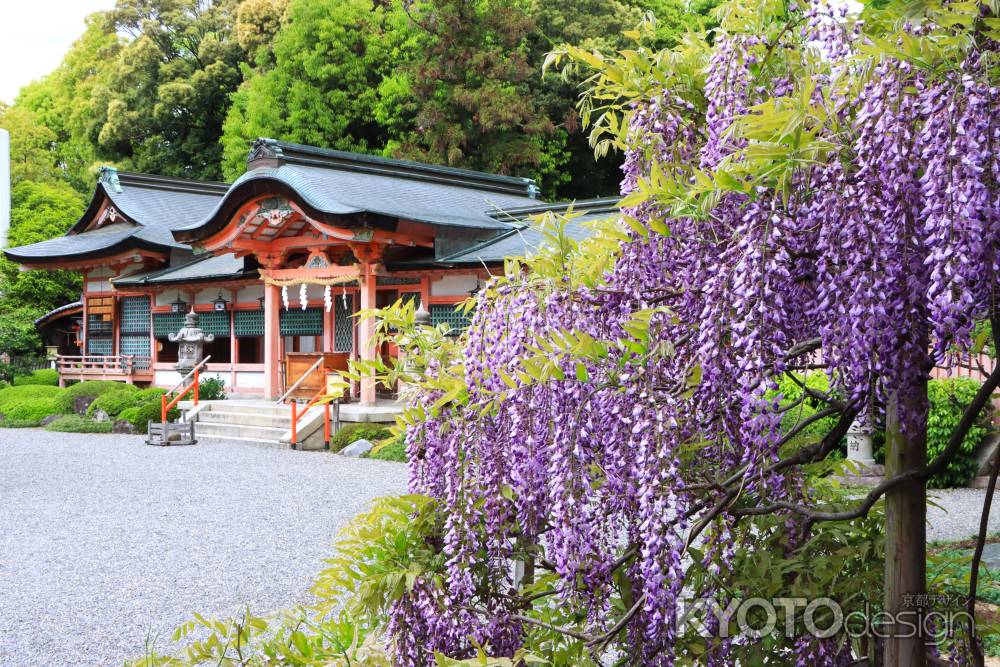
387;1;1000;664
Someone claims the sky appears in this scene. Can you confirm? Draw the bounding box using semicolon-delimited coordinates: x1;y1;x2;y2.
0;1;117;105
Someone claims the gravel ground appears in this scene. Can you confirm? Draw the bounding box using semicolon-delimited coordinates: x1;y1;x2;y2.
0;431;408;667
927;488;1000;543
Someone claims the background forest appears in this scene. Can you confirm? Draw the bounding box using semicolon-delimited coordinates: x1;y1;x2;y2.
0;0;714;358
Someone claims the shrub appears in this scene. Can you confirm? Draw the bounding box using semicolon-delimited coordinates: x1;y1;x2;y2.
13;368;59;386
0;385;66;425
119;401;179;434
134;387;168;403
55;380;137;414
198;377;226;401
365;437;408;462
3;397;63;424
924;378;991;488
87;389;143;418
44;415;114;433
330;423;393;452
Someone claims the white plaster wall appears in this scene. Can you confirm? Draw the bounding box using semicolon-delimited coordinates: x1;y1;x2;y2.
431;274;478;296
86;279;113;293
236;283;264;302
236;371;265;388
155;291;185;307
194;288;222;305
154;370;184;387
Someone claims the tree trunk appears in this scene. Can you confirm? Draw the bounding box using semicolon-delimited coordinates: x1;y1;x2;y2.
884;341;929;667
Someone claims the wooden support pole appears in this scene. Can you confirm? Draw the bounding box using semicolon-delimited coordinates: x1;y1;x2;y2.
884;337;929;667
264;282;282;400
358;264;378;405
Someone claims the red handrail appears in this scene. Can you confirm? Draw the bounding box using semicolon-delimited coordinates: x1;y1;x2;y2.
161;367;200;423
288;371;340;447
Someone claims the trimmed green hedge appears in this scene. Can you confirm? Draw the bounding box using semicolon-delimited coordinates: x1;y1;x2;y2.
87;389;145;419
330;423;393;453
55;381;138;414
0;385;65;426
45;415;114;433
13;369;59;386
119;401;179;434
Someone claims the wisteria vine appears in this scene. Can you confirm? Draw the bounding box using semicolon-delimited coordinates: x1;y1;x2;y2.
387;1;1000;665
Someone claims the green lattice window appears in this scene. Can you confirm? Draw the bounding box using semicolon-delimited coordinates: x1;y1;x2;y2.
153;312;186;337
377;276;421;286
234;309;264;337
198;310;231;337
431;304;472;333
280;307;324;336
119;296;150;334
120;335;150;367
334;295;354;352
87;337;113;356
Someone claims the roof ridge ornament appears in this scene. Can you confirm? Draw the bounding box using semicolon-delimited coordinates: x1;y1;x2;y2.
247;138;285;169
99;166;123;194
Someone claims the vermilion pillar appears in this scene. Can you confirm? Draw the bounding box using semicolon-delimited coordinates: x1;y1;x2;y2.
263;282;282;399
358;263;378;405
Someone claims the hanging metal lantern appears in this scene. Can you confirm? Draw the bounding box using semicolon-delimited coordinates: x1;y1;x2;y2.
170;293;188;314
212;290;229;312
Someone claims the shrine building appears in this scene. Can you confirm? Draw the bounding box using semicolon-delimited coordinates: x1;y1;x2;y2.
5;138;613;404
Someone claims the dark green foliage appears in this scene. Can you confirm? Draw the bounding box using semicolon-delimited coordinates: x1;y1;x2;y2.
13;369;60;386
118;401;179;434
55;380;137;414
44;415;115;433
330;422;392;453
925;378;992;488
198;377;226;401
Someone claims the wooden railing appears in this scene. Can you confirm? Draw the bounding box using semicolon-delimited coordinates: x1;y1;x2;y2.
56;355;151;376
161;356;212;423
288;371;345;448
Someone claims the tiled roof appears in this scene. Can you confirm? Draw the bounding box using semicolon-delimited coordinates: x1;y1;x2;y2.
4;169;228;265
173;139;543;242
393;198;619;268
113;252;254;286
35;301;83;326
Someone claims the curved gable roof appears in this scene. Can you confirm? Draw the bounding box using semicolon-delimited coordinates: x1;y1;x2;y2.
173;139;543;244
5;169;228;266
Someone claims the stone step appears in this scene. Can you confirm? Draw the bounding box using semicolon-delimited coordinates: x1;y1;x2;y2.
195;433;288;449
194;421;288;443
198;410;291;428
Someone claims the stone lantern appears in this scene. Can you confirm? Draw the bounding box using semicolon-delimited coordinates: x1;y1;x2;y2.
168;310;214;374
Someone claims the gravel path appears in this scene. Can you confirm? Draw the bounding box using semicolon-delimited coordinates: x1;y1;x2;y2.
0;431;408;667
927;488;1000;543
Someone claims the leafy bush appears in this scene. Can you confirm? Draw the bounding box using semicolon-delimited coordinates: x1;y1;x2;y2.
0;384;66;425
365;437;408;462
87;389;142;418
330;423;392;453
55;380;137;414
198;376;226;400
134;387;167;403
119;401;178;434
772;371;845;457
925;378;992;488
44;415;114;433
12;368;59;386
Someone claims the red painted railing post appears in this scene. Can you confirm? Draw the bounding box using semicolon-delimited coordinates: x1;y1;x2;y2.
161;394;167;424
193;368;199;405
291;401;298;446
323;402;331;448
